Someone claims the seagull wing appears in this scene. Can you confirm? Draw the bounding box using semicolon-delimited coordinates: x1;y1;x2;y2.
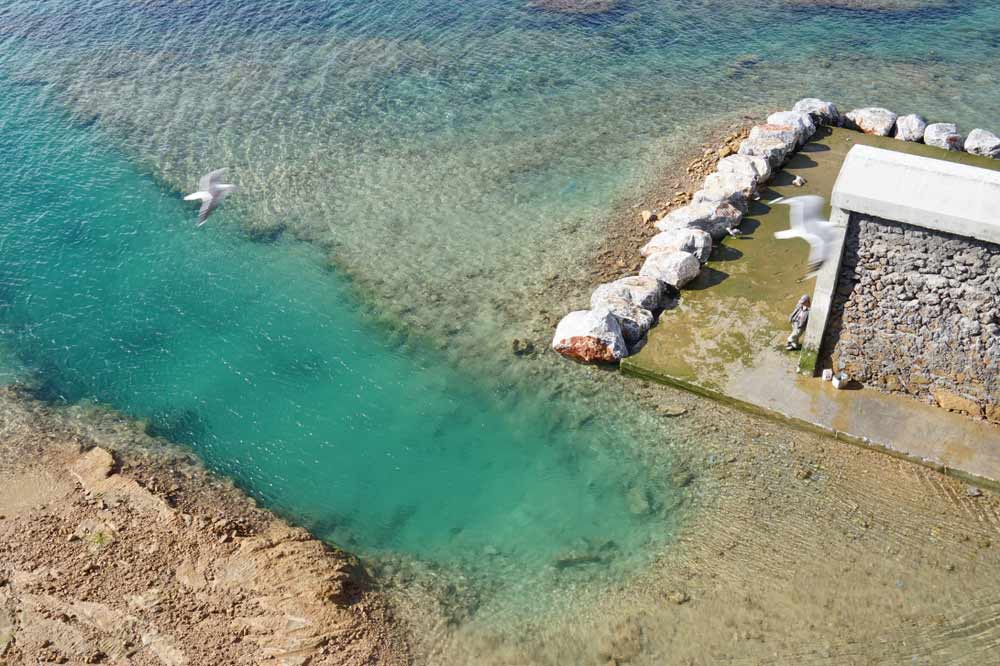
197;197;218;226
783;195;826;234
199;168;228;192
776;195;833;275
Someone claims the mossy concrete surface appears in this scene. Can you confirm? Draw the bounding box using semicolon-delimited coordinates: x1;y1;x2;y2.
623;126;1000;489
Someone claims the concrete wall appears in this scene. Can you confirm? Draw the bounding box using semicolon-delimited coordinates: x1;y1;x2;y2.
821;212;1000;422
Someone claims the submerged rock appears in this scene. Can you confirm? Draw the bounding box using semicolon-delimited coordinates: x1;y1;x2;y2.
590;275;665;311
844;107;897;136
792;98;840;126
738;135;790;168
716;154;771;186
593;297;654;347
767;110;816;144
894;114;927;142
626;485;653;516
551;310;628;363
964;128;1000;158
511;338;536;356
641;228;713;264
924;122;964;151
656;201;743;241
639;251;701;289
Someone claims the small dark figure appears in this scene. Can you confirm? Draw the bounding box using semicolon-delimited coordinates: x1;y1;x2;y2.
786;295;811;351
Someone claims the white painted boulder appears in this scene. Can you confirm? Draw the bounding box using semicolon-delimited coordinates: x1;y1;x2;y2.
656;201;742;241
894;114;927;142
844;107;897;136
593;296;654;347
716;153;771;185
639;251;701;289
924;122;963;151
792;98;840;126
767;111;816;145
640;227;713;264
551;310;627;363
590;275;665;311
738;135;790;168
964;128;1000;158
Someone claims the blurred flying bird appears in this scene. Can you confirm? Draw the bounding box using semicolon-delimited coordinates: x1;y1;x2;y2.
184;168;236;226
772;195;837;278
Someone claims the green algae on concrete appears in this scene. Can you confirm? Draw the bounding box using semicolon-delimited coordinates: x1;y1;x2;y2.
623;125;1000;489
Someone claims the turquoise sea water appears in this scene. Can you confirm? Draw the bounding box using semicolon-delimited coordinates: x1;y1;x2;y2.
1;0;999;621
0;82;670;576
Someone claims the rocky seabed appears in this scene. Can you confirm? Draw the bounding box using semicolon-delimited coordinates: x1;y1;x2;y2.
552;97;1000;364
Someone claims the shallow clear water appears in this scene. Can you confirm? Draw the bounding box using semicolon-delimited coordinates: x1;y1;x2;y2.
1;0;999;617
0;81;671;577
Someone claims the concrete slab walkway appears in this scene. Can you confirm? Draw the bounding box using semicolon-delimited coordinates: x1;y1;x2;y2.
623;126;1000;488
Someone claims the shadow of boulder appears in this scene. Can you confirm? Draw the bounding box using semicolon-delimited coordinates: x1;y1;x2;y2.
685;267;729;290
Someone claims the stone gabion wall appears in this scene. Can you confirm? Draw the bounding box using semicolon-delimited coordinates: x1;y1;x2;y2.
822;213;1000;422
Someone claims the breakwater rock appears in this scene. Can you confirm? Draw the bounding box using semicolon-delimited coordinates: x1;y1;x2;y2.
966;129;1000;158
552;309;628;363
924;122;964;151
844;107;898;136
894;113;927;142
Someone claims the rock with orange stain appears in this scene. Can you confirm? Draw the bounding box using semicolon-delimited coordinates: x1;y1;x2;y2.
551;310;627;363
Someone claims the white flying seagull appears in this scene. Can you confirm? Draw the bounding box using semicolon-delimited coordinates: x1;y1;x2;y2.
772;195;838;278
184;168;237;226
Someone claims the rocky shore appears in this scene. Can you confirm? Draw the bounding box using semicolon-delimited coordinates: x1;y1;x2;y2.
0;388;409;666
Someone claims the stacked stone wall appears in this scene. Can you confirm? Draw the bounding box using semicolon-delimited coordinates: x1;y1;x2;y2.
822;213;1000;422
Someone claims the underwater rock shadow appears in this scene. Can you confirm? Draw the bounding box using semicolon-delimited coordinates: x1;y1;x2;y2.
684;267;729;291
710;244;744;262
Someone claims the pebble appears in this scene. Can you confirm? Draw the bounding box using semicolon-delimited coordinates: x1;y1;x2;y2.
966;486;983;498
657;404;688;417
666;590;690;605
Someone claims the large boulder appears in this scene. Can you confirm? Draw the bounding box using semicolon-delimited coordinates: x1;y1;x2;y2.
767;111;816;145
593;297;655;347
656;201;743;241
640;228;713;264
894;114;927;142
551;310;627;363
964;128;1000;158
694;171;754;208
590;275;665;311
639;251;701;289
924;122;963;151
716;154;771;185
738;135;790;168
844;107;897;136
792;98;840;126
750;123;799;149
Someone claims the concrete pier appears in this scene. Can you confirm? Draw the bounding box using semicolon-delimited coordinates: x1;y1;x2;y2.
623;126;1000;488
